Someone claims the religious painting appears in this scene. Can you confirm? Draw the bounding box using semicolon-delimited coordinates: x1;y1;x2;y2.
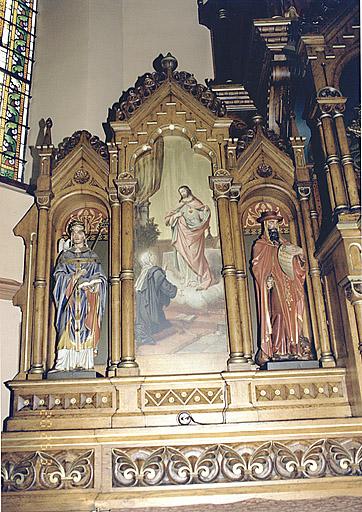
134;135;228;374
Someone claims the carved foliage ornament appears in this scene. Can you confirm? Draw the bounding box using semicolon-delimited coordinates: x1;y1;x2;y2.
243;202;289;234
112;439;362;487
299;0;345;33
230;121;292;159
63;208;108;239
53;130;109;166
108;54;226;123
1;450;94;492
115;172;138;202
210;171;232;200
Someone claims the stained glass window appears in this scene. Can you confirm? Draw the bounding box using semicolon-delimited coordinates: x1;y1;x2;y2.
0;0;37;181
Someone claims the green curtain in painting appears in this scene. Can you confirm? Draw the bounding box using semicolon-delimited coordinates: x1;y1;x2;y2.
135;137;164;206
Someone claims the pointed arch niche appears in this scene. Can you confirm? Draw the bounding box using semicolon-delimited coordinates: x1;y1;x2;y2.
230;120;324;364
108;59;245;375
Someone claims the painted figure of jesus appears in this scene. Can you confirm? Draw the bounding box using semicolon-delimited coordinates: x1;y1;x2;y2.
165;185;212;290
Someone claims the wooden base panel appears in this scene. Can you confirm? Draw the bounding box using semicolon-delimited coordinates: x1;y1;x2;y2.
2;418;362;511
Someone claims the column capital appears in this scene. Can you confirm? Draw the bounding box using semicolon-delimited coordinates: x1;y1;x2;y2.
317;88;346;116
209;170;233;200
296;181;312;201
35;192;52;209
115;173;138;203
342;278;362;306
107;186;119;206
229;184;241;202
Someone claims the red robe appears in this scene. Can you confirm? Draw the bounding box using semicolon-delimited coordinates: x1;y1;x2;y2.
252;234;306;363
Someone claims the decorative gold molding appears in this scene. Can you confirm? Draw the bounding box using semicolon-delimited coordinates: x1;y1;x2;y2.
143;387;224;408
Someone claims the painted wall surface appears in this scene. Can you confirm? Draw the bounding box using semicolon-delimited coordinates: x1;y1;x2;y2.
26;0;213;181
0;185;33;426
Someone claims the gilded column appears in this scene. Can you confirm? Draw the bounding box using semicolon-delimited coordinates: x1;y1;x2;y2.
107;192;121;374
290;130;335;367
210;172;245;370
317;119;336;211
317;91;349;214
309;172;320;241
333;106;360;211
229;185;252;363
29;147;53;377
107;144;121;375
115;173;139;374
344;281;362;357
297;182;335;366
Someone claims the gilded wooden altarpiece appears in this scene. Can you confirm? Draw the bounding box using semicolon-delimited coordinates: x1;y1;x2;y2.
2;55;362;511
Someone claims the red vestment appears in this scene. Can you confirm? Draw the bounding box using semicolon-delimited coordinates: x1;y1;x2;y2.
252;234;306;363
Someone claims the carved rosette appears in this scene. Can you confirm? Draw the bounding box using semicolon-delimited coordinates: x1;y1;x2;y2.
256;163;273;178
115;173;138;203
1;450;94;492
73;168;90;184
209;170;232;200
111;439;362;487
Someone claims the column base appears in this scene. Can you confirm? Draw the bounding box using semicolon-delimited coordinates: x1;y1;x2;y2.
350;205;361;213
106;364;117;377
227;356;255;371
27;365;44;380
320;354;336;368
27;372;44;380
116;366;140;377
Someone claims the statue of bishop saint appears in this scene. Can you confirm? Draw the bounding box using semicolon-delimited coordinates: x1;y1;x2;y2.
52;220;107;371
